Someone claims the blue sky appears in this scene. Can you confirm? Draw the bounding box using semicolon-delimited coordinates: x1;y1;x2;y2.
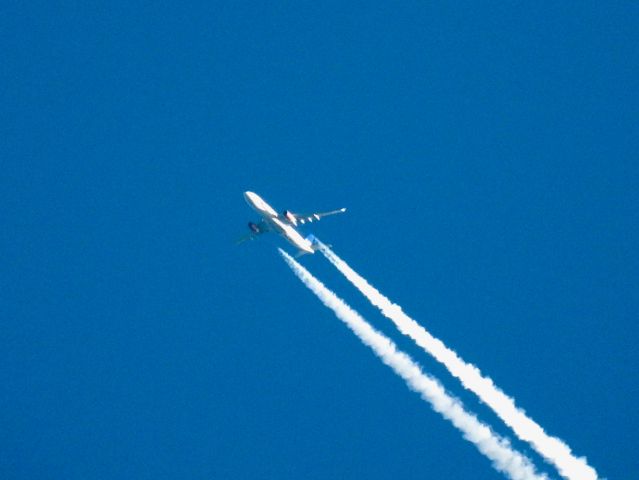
3;2;637;479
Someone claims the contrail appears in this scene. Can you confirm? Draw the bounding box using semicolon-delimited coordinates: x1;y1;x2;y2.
279;248;547;480
317;243;598;480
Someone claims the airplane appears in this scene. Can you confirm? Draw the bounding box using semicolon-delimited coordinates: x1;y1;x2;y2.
237;191;346;255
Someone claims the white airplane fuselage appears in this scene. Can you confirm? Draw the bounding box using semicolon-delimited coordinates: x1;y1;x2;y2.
244;191;315;254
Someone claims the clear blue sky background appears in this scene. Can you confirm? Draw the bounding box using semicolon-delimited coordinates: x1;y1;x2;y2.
3;3;637;479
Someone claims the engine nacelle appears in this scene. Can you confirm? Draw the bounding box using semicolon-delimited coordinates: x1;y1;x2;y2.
282;210;297;226
248;222;260;233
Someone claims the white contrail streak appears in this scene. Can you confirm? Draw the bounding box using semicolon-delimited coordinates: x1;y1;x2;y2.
279;249;546;480
317;243;598;480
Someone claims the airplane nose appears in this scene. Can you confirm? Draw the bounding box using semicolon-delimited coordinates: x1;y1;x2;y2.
244;191;255;204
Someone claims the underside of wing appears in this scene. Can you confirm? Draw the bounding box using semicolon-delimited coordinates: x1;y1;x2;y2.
293;208;346;225
235;232;258;245
235;220;270;245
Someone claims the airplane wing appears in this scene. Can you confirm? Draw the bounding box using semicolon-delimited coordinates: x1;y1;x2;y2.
235;232;259;245
235;220;269;245
293;208;346;225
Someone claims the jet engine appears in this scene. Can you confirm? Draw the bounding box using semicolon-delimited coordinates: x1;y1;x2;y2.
282;210;297;226
248;222;260;233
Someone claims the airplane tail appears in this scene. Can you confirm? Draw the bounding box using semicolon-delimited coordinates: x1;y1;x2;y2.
292;235;325;258
293;235;330;258
306;234;331;253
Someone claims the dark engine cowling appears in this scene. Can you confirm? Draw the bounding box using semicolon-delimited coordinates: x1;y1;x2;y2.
248;222;260;233
282;210;297;225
